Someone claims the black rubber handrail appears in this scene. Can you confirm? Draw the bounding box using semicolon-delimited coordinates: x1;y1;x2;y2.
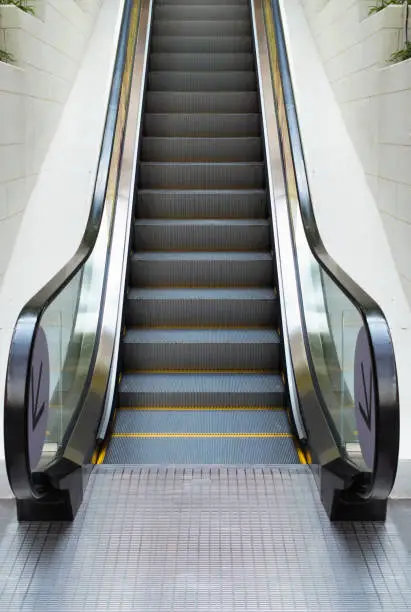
4;0;135;501
270;0;399;500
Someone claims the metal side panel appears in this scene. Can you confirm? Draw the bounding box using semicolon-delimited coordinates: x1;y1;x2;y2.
0;467;409;610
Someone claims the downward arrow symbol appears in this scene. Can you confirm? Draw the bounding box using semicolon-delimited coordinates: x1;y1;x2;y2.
358;361;373;431
31;361;46;431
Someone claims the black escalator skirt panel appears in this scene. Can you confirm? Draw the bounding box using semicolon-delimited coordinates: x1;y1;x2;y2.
104;0;301;465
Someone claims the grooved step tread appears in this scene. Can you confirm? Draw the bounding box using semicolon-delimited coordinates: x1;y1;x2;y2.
103;437;299;463
136;189;267;219
113;408;290;435
148;71;257;92
144;113;261;137
150;53;254;72
141;136;263;162
151;35;253;53
146;91;259;113
124;328;280;344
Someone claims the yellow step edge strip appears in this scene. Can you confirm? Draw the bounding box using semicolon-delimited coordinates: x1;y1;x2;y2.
297;447;307;465
95;437;110;465
112;432;292;438
117;406;285;411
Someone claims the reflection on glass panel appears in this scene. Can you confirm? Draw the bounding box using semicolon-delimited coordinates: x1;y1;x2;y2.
263;0;367;470
33;0;141;472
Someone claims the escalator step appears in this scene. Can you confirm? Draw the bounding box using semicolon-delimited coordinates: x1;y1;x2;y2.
122;328;281;371
138;162;265;189
129;251;273;287
104;436;299;464
148;71;256;92
136;189;267;219
151;35;253;53
145;91;259;113
134;219;270;251
126;288;278;327
144;114;261;137
118;372;285;407
153;5;250;21
156;0;249;5
151;20;251;37
141;137;262;162
114;409;290;435
150;53;254;72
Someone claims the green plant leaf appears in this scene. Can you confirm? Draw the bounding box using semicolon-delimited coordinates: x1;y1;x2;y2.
389;41;411;63
0;48;14;63
0;0;35;15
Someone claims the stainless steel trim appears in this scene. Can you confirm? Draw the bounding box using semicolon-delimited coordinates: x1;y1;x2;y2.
251;0;306;441
97;0;153;441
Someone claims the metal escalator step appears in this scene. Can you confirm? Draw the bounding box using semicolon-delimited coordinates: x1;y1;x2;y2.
136;190;267;219
152;20;251;37
129;251;273;287
138;162;265;189
144;114;261;137
118;372;285;407
125;288;277;327
154;5;250;21
150;53;254;72
113;409;290;435
148;71;256;92
123;328;281;371
151;35;253;53
104;436;299;464
141;137;262;162
146;91;259;113
156;0;249;5
134;219;270;251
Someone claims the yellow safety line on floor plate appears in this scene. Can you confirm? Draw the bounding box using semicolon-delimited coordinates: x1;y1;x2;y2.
118;406;285;411
112;432;292;438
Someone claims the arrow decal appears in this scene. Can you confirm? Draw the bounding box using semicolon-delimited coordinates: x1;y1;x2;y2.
358;360;373;431
31;361;46;431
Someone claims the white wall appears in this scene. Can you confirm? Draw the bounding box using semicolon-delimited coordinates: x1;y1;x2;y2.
0;0;103;289
301;0;411;306
281;0;411;492
0;0;123;496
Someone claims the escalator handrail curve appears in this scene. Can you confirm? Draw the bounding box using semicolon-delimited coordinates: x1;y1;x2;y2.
4;0;135;501
271;0;399;500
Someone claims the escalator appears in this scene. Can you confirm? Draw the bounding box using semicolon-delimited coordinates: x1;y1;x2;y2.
102;0;299;466
4;0;399;522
